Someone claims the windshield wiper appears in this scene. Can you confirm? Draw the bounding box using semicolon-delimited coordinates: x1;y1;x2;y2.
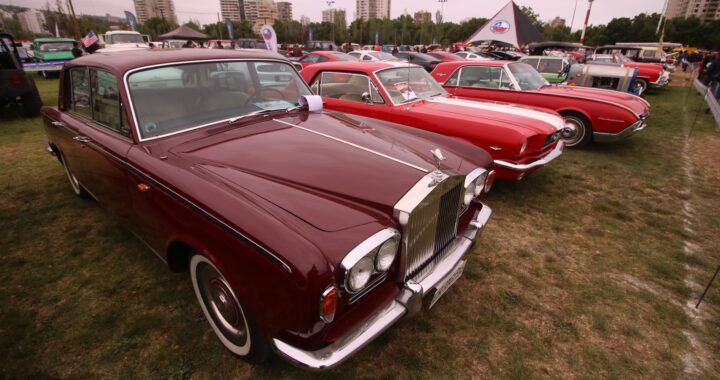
227;109;286;124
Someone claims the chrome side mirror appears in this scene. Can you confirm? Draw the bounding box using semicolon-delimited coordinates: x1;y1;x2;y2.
361;92;373;105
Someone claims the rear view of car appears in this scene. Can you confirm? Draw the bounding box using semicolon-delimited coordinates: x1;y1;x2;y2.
1;33;42;116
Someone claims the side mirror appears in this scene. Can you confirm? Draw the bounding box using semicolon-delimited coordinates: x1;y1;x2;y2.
361;92;373;105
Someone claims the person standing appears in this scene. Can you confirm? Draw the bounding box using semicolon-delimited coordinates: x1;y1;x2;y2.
71;42;83;58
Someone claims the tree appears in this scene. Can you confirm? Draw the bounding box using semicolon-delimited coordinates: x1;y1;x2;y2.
140;17;178;40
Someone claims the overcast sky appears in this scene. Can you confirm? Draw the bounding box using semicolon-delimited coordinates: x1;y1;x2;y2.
6;0;665;30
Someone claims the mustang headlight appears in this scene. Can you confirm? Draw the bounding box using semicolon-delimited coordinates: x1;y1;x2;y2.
341;228;400;293
519;140;529;155
463;167;489;205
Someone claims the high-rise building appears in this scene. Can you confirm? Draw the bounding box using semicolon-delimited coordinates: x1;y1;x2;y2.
413;11;431;24
249;0;277;34
17;9;47;34
666;0;719;22
133;0;177;23
356;0;390;21
276;1;292;21
220;0;244;21
300;15;310;26
550;16;566;27
322;8;335;22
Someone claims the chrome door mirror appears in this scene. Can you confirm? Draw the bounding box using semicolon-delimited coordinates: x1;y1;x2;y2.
361;92;373;105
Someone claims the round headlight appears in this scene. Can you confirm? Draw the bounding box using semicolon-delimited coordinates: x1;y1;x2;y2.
347;256;374;292
463;181;476;205
375;235;399;271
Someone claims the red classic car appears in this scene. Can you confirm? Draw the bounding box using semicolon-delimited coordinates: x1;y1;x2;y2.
586;53;670;94
296;50;357;69
426;51;466;62
430;61;651;148
40;49;495;369
301;61;567;181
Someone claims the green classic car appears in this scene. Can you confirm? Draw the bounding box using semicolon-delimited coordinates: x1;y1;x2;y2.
519;56;575;84
30;38;76;78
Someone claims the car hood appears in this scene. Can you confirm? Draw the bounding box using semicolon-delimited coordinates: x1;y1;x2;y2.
167;112;479;232
421;96;566;135
535;85;650;116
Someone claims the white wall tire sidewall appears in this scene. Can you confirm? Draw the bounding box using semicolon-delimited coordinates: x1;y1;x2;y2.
190;254;252;356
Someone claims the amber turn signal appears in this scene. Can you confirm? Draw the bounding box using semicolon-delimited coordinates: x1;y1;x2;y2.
137;183;151;192
320;287;338;323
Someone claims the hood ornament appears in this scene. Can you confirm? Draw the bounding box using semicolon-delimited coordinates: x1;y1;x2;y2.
429;148;447;187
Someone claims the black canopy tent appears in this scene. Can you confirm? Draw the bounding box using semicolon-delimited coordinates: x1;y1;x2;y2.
465;1;545;49
527;41;592;55
158;25;212;40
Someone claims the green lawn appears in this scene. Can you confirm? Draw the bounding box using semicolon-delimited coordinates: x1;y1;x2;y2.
1;74;718;379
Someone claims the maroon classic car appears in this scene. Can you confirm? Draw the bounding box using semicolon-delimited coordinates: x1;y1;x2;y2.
40;49;495;369
430;61;652;148
301;61;567;181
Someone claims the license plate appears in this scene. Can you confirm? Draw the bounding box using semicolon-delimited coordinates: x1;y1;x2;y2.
428;260;466;309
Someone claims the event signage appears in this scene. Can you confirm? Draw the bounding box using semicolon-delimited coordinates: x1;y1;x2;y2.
261;24;277;53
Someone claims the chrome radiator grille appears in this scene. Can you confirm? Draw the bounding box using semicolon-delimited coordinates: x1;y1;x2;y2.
402;176;463;282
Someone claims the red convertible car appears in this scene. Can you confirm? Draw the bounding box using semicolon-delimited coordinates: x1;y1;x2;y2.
40;49;495;369
430;61;651;148
301;61;567;181
296;50;357;69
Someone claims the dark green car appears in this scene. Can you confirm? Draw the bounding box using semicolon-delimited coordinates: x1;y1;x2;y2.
519;56;575;83
30;38;76;78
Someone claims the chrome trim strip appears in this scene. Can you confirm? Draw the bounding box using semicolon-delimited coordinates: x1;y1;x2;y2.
274;119;429;173
525;86;640;119
493;140;565;171
122;58;309;143
463;167;488;188
272;205;492;370
78;141;292;273
348;272;388;304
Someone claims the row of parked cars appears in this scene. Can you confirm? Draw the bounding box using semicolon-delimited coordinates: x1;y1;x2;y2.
36;42;656;369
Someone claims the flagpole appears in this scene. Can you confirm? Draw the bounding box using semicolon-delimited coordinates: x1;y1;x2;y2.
66;0;81;41
579;0;594;45
570;0;579;30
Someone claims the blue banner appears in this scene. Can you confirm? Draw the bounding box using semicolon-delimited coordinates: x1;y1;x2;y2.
225;18;235;40
124;11;139;32
375;30;379;44
308;26;313;41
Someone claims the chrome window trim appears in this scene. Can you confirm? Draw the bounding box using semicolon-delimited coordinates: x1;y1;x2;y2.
340;228;399;294
317;71;387;105
122;58;309;143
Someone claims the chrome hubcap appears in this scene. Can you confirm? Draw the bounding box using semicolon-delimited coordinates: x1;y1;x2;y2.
197;263;247;344
561;118;585;146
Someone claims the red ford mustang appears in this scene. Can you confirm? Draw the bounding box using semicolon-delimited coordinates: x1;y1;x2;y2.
301;61;567;181
40;49;495;369
430;60;651;148
296;50;358;69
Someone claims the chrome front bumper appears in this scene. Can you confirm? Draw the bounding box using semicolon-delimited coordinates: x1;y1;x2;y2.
651;71;671;87
593;119;647;143
493;140;565;172
272;205;493;370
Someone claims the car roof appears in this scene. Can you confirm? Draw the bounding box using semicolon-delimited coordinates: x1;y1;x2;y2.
35;38;76;43
438;60;511;70
521;55;567;60
302;60;420;74
67;49;288;75
306;50;344;56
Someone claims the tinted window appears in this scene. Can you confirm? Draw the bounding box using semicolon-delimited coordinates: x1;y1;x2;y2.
70;67;92;118
362;54;373;60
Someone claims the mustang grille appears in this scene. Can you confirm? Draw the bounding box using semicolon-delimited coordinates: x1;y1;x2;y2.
403;177;463;282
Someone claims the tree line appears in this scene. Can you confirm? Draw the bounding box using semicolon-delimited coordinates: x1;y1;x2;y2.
2;3;719;50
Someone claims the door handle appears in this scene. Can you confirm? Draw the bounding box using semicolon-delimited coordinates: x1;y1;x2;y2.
73;136;91;143
50;121;67;128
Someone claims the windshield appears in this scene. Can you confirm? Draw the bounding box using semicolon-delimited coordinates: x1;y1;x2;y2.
507;62;549;90
109;34;144;44
368;51;397;60
127;60;312;139
39;42;74;52
376;67;447;104
330;53;357;61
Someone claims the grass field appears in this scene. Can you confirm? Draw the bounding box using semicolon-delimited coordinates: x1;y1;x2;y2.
1;74;719;379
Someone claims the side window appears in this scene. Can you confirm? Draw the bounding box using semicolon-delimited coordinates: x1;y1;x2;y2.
522;58;540;69
300;54;317;63
319;72;370;102
362;55;373;61
70;67;92;118
317;55;329;63
348;52;360;59
499;70;513;89
369;82;385;104
444;69;461;86
458;66;504;89
90;69;129;136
